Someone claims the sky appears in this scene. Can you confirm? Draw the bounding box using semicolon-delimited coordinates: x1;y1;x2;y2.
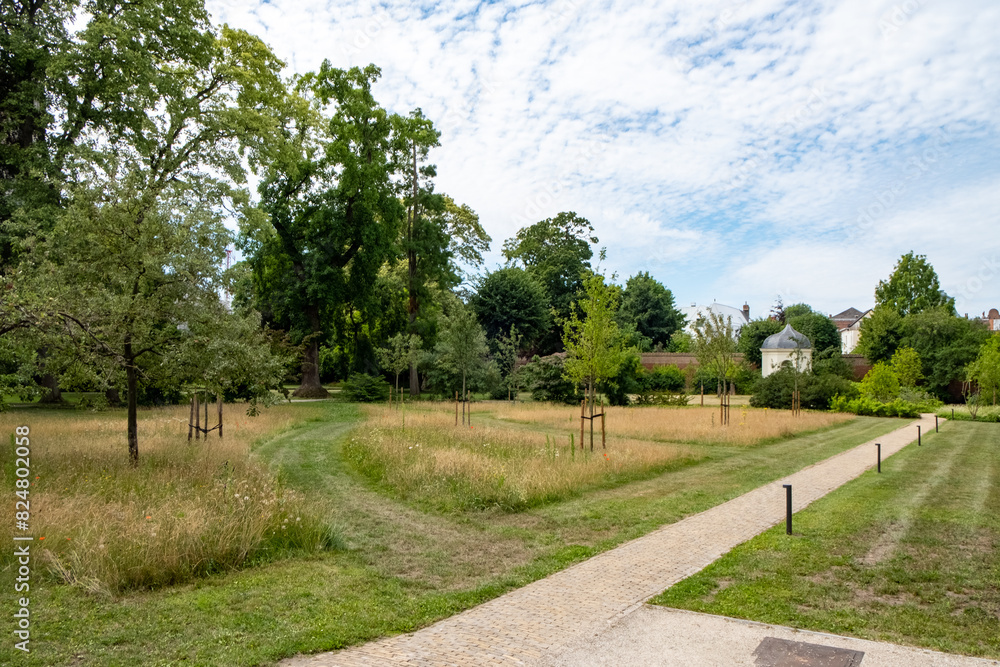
207;0;1000;320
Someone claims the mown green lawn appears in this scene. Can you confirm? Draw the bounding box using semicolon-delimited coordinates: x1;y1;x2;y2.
652;420;1000;659
3;404;906;666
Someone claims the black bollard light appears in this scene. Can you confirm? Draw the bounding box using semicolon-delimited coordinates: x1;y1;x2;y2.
876;443;881;473
783;484;793;535
935;414;939;432
917;424;921;446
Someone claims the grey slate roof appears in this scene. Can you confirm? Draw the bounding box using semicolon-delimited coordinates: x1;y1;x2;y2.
761;324;812;349
832;307;865;322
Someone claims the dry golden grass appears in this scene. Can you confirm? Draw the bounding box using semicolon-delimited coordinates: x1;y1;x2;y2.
489;403;854;447
0;404;336;593
344;406;698;511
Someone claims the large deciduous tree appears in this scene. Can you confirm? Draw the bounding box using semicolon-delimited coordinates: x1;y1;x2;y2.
29;18;285;463
388;110;490;396
618;272;684;349
470;267;549;349
967;336;1000;405
502;211;598;353
875;252;955;316
243;63;405;398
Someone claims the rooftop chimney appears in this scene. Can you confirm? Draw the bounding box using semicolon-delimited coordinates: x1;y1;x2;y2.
742;303;750;321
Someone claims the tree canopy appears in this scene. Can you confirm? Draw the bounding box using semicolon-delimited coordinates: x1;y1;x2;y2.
502;211;598;352
469;267;549;349
875;252;956;316
617;272;684;349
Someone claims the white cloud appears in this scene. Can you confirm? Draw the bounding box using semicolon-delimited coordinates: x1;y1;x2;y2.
208;0;1000;316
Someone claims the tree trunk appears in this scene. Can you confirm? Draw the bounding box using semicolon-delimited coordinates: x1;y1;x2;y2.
125;357;139;466
105;387;121;406
293;305;328;398
38;373;62;403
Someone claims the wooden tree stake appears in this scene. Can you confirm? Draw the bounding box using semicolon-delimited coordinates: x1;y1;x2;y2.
188;395;195;441
217;394;223;438
601;397;606;449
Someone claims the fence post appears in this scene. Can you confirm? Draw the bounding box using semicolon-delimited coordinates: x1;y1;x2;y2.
783;484;793;535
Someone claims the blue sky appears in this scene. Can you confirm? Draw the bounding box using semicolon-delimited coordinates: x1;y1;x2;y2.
208;0;1000;320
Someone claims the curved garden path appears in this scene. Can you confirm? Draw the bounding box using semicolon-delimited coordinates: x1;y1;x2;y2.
279;414;996;666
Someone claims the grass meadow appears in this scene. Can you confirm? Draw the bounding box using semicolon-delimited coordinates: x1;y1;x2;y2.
0;401;909;666
652;419;1000;659
0;404;339;594
346;403;852;511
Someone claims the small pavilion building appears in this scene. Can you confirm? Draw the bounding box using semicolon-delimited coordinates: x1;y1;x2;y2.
760;324;813;377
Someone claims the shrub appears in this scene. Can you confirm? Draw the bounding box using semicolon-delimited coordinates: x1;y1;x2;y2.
859;362;900;402
522;355;581;404
342;373;390;402
750;367;854;410
692;363;758;394
829;394;921;418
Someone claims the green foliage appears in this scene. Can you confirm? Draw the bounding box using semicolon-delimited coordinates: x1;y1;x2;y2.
829;395;921;418
562;274;630;406
342;373;390;402
470;267;549;346
377;333;422;392
737;319;783;368
668;331;693;352
900;309;989;399
617;272;684;348
242;63;408;394
811;348;853;380
495;326;525;397
787;311;840;354
502;211;597;353
966;335;1000;405
875;251;956;316
890;346;923;388
858;307;987;400
749;367;854;410
431;304;490;396
782;303;813;319
692;311;740;384
633;364;688;405
859;362;901;402
855;306;903;363
692;363;760;395
522;355;581;403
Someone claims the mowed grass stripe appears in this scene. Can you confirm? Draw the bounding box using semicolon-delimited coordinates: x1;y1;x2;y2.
652;420;1000;660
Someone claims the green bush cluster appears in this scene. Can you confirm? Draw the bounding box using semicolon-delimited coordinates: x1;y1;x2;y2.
522;355;581;404
633;365;688;405
829;395;921;418
341;373;391;402
750;367;854;410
